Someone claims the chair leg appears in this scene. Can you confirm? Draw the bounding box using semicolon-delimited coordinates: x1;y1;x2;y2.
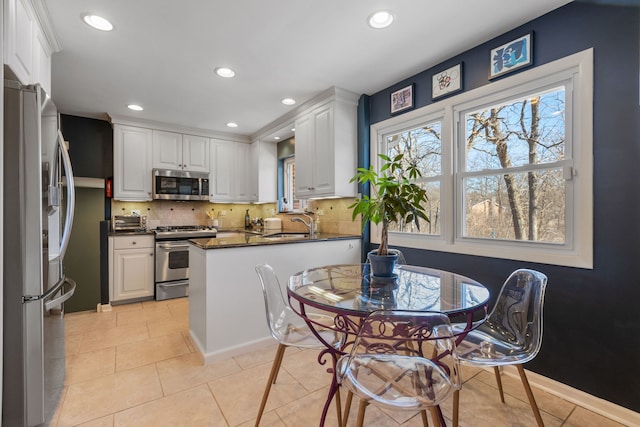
452;389;460;427
255;343;286;427
335;386;343;427
427;407;441;427
343;391;354;426
355;400;368;427
420;409;430;426
494;366;505;403
517;364;544;427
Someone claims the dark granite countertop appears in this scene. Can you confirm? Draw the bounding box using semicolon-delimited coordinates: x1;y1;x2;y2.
189;231;361;249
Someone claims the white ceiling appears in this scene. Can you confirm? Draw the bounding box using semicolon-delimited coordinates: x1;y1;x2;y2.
45;0;573;140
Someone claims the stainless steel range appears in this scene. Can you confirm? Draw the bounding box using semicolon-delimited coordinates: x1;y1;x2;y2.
154;225;217;300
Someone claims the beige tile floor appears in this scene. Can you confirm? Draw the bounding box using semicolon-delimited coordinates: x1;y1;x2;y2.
48;298;626;427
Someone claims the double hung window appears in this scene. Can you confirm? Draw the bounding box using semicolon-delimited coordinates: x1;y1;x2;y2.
371;49;593;268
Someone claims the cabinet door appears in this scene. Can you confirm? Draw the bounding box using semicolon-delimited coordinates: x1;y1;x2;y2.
4;0;35;84
234;143;254;201
112;248;154;301
294;114;314;197
114;125;153;200
34;28;52;95
152;130;182;170
311;104;335;195
182;134;210;172
209;139;234;201
253;141;277;202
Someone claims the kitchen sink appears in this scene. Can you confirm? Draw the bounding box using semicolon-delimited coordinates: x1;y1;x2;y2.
261;232;310;240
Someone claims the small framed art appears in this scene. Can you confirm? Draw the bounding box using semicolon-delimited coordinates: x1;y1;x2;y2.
390;84;414;114
432;63;462;100
490;33;533;79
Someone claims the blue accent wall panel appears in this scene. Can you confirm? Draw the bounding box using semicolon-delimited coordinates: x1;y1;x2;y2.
367;2;640;412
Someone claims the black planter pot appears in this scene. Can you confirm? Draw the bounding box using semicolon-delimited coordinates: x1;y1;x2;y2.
367;251;398;277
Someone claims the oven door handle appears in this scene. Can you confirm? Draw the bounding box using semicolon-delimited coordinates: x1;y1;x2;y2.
157;243;190;250
158;281;189;288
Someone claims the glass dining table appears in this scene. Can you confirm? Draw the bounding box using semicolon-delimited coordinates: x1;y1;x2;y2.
287;263;491;426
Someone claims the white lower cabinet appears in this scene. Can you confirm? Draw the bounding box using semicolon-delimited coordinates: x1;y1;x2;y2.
109;235;155;302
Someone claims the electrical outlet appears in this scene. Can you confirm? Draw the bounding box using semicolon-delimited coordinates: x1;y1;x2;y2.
131;210;141;216
316;209;324;216
220;210;227;216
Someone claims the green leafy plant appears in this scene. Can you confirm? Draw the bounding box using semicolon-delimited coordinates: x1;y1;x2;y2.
349;153;429;256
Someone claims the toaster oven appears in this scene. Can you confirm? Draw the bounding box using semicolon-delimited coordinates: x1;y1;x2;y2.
112;215;147;232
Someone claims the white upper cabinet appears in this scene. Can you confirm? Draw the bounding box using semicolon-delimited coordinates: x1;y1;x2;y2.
152;130;182;170
294;88;358;198
182;134;210;172
233;142;254;202
209;139;234;201
4;0;35;85
252;140;277;203
4;0;55;93
152;130;209;173
113;125;153;201
209;139;256;202
34;27;52;95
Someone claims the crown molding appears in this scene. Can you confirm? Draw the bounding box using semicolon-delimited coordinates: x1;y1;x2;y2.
30;0;62;53
107;114;251;143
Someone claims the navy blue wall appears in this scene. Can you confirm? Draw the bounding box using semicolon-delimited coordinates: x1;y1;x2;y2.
60;114;113;180
365;2;640;412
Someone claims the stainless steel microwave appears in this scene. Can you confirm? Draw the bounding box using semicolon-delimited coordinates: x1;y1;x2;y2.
152;169;209;201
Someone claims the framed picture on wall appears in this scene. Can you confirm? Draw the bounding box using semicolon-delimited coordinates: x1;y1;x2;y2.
390;84;414;114
432;63;463;100
490;33;533;79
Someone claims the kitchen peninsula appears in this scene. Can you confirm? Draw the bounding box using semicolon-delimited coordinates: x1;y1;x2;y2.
188;232;361;363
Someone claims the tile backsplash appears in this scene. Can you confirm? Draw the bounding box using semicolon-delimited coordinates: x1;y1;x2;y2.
110;198;361;235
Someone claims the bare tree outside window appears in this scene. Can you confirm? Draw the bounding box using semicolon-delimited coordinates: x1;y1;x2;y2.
384;121;442;235
464;87;566;243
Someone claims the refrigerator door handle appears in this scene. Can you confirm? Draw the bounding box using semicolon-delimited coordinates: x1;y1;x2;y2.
57;130;75;261
23;274;75;304
44;277;77;310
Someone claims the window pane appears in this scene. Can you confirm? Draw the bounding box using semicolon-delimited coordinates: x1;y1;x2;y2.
463;168;565;243
386;121;442;177
389;182;441;236
465;87;565;172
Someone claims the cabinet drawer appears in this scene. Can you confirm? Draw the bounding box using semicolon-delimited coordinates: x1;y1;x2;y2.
112;235;154;249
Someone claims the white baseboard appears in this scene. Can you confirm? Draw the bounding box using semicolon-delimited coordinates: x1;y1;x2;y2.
190;331;274;365
502;366;640;426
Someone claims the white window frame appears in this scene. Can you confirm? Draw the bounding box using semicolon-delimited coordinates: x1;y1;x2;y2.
283;156;295;202
369;49;593;269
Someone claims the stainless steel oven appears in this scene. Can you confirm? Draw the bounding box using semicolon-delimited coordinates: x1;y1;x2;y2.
154;226;217;300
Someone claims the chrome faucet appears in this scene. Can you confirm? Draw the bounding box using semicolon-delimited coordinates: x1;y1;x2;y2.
291;214;314;236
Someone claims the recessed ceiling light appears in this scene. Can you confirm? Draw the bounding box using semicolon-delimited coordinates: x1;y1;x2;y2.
368;10;394;29
127;104;143;111
226;122;238;128
291;128;295;132
83;14;113;31
274;136;281;140
281;98;296;106
215;67;235;78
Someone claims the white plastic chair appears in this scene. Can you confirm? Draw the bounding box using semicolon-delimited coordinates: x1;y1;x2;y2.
254;264;344;426
453;269;548;427
337;310;460;427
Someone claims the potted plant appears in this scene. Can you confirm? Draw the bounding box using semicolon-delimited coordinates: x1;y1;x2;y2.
349;153;429;277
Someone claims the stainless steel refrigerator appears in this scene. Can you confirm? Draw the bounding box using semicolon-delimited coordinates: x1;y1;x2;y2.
3;79;77;426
